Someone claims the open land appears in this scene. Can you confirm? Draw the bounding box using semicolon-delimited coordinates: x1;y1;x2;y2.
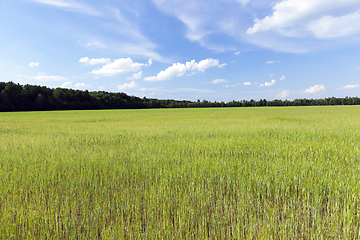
0;106;360;239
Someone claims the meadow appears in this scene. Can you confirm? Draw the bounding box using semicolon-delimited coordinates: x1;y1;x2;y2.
0;106;360;239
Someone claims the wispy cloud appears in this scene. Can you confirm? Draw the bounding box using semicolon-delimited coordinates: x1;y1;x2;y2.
29;62;39;67
266;61;282;64
140;87;215;94
25;74;68;81
211;79;226;84
127;71;143;80
277;90;290;98
31;0;100;16
340;84;359;89
145;58;226;81
243;82;251;86
280;75;286;80
117;81;139;90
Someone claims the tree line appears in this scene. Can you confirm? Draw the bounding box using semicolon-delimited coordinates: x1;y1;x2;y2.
0;81;359;112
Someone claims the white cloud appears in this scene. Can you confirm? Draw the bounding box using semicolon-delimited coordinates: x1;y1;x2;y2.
25;75;68;81
341;84;359;89
246;0;360;38
303;84;325;93
145;59;153;67
235;51;241;55
151;0;240;52
117;81;139;90
243;82;251;86
236;0;250;6
79;57;110;65
86;42;98;47
307;11;360;39
280;75;286;81
60;81;73;88
260;80;276;87
29;62;39;67
59;82;91;89
91;58;151;76
177;88;216;93
31;0;100;16
266;61;282;64
144;58;226;81
75;83;91;89
277;90;290;98
140;87;215;94
211;79;226;84
127;71;143;80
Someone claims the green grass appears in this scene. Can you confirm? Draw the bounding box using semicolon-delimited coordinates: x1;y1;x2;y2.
1;106;360;239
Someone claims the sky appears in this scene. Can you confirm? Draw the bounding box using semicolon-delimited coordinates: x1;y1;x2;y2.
1;0;360;102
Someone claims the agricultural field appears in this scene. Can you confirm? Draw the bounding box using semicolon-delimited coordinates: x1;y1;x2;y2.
0;106;360;239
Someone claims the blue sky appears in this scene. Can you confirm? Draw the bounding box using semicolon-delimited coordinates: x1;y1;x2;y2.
1;0;360;102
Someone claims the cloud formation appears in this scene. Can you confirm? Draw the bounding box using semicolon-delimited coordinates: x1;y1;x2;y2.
144;58;226;81
25;75;68;81
277;90;290;98
280;75;286;81
91;58;151;76
341;84;359;89
260;80;276;87
243;82;251;86
303;84;325;93
29;62;39;67
79;57;110;65
127;71;143;80
60;81;91;89
247;0;360;39
117;81;139;90
266;61;282;64
211;79;226;84
31;0;100;16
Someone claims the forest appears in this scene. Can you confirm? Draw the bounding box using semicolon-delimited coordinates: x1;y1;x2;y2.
0;81;359;111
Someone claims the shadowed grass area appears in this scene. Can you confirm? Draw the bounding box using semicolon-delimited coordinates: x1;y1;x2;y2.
0;106;360;239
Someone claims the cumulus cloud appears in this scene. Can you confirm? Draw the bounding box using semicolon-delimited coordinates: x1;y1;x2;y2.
79;57;110;65
75;83;91;88
29;62;39;67
303;84;325;93
59;82;91;89
144;58;226;81
25;75;68;81
277;90;290;98
211;79;226;84
91;58;151;76
127;71;143;80
60;81;73;88
341;84;359;89
117;81;139;90
243;82;251;86
260;80;276;87
280;75;286;81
